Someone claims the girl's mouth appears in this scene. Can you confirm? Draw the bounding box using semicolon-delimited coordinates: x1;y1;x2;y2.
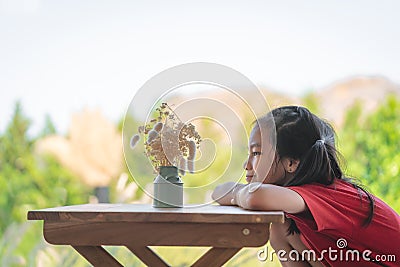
246;175;253;183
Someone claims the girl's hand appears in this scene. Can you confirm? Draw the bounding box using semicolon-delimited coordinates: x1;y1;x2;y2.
211;182;246;206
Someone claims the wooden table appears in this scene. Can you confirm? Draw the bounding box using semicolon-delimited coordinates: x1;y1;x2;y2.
28;204;284;267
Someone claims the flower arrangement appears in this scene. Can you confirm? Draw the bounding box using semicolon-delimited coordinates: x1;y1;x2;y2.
130;103;201;175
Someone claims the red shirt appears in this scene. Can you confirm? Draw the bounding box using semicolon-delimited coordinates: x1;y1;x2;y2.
287;179;400;266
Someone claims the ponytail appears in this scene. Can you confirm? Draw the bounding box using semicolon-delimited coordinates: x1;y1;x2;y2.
277;107;343;187
285;139;337;186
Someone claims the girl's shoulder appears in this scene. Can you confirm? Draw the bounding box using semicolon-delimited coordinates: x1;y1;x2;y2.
288;178;354;195
287;178;399;230
288;178;377;211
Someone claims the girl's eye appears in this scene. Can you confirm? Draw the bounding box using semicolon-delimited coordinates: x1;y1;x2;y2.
252;151;261;156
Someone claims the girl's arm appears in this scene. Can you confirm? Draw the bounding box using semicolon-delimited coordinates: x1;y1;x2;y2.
213;182;306;214
235;183;306;214
211;182;247;205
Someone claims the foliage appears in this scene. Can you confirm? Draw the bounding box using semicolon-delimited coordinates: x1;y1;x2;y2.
339;95;400;212
301;90;320;115
0;102;90;264
38;114;57;138
118;113;156;201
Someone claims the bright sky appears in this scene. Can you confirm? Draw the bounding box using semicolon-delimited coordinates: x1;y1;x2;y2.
1;0;400;135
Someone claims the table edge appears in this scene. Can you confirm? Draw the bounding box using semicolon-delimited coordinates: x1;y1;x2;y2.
27;204;285;224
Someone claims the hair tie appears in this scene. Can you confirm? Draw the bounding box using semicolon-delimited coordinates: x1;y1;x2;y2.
316;139;325;145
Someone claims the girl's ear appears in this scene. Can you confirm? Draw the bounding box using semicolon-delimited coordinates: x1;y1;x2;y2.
282;158;300;173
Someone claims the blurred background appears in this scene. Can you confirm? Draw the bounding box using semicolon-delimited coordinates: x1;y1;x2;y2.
1;1;399;266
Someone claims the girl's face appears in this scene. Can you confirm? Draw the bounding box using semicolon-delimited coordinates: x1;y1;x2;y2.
244;126;287;185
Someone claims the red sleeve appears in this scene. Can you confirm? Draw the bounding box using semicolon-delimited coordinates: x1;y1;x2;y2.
287;181;358;234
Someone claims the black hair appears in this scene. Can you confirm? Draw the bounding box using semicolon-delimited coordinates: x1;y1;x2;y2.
257;106;374;234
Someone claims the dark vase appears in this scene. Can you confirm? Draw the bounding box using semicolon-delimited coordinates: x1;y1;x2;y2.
153;166;183;208
94;186;109;203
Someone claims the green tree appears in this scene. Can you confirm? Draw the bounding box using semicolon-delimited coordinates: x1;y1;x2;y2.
339;96;400;212
38;114;57;138
302;90;320;115
0;102;91;263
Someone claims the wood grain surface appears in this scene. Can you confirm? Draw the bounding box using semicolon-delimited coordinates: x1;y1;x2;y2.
28;204;285;224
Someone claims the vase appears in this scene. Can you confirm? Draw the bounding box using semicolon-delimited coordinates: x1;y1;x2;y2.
94;186;109;203
153;166;183;208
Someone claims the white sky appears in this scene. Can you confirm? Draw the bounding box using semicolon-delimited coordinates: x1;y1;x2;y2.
1;0;400;135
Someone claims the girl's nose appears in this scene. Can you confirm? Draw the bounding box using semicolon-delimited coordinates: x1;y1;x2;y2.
243;158;251;170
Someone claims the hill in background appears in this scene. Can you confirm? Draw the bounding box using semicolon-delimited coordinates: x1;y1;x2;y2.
315;75;400;127
178;75;400;131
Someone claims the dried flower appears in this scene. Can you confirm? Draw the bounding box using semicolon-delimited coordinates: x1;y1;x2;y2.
147;130;158;144
187;159;195;174
130;134;140;149
153;122;163;132
187;140;196;160
134;103;201;174
178;157;187;176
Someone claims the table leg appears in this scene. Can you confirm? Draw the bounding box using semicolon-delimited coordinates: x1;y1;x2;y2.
72;246;123;267
191;247;241;267
126;246;169;267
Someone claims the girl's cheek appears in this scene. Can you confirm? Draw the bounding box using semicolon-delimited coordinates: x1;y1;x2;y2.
252;158;260;170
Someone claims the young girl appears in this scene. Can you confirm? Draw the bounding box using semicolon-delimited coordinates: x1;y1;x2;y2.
212;106;400;266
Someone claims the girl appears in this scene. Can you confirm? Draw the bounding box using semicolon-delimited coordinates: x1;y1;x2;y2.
212;106;400;266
